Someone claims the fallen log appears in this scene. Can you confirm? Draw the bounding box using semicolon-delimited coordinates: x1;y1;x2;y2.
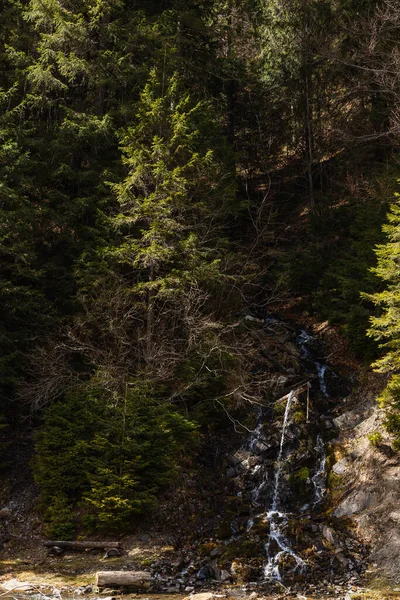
44;540;122;550
95;571;151;589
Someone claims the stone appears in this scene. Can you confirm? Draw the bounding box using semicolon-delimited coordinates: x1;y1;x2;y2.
189;593;215;600
226;467;236;478
334;489;378;517
103;548;121;559
332;457;349;475
82;586;93;594
322;526;336;545
220;570;231;582
210;548;222;558
49;546;64;556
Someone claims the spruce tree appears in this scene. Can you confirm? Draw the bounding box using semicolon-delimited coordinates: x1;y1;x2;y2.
367;191;400;449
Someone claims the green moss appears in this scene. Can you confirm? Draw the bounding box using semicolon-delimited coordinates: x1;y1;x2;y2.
290;466;310;483
327;470;341;489
367;431;383;447
221;538;263;561
292;410;306;424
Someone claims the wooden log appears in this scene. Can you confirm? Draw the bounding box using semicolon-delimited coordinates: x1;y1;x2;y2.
95;571;151;589
275;382;311;404
44;540;122;550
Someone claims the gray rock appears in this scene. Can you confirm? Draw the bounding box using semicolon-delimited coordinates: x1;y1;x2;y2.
103;548;121;559
322;526;337;545
334;489;378;517
49;546;64;556
332;457;349;475
220;570;231;582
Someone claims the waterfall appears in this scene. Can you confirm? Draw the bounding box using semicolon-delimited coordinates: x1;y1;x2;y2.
271;391;295;511
264;390;306;581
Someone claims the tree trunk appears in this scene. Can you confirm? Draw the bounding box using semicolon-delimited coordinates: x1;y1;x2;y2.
95;571;151;588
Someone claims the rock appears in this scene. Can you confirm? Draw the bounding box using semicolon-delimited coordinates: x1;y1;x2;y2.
226;467;236;478
103;548;121;559
210;548;222;558
334;489;378;517
332;457;349;475
189;593;215;600
249;593;258;599
82;586;93;594
322;526;337;545
185;587;195;593
2;580;35;592
173;556;184;569
48;546;64;556
220;570;231;582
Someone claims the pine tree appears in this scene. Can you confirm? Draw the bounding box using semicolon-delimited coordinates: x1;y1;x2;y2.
367;189;400;449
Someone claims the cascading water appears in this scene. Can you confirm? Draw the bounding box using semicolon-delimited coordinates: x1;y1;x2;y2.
270;391;295;512
263;391;306;581
301;434;327;513
311;434;327;505
235;318;338;584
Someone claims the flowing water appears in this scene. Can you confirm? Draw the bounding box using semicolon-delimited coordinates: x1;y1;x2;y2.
263;391;306;581
243;327;331;581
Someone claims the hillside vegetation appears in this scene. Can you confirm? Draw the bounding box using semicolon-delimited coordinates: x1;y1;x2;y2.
1;0;400;542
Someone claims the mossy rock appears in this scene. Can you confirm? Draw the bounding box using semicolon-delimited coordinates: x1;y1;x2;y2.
251;517;270;536
290;466;310;483
221;538;263;562
215;520;233;540
225;496;250;516
199;541;219;556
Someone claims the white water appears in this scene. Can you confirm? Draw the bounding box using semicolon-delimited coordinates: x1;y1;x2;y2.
311;434;327;504
271;391;295;511
264;510;306;581
263;391;306;581
301;434;327;513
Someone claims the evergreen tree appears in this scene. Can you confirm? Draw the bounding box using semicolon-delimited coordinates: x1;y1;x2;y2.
367;188;400;449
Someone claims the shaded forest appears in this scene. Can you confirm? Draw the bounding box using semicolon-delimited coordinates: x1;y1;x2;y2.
1;0;400;539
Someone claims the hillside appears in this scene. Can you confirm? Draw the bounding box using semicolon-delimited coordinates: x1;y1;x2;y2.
1;0;400;598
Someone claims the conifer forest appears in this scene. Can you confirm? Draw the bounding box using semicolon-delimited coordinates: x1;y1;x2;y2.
1;0;400;596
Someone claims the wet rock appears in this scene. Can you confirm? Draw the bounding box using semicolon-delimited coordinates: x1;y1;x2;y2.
227;467;236;478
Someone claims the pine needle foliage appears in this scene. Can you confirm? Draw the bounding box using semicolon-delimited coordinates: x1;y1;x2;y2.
367;186;400;449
